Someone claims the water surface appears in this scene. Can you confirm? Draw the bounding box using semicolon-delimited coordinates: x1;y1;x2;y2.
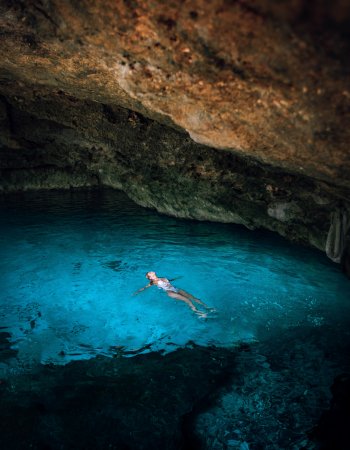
0;189;349;374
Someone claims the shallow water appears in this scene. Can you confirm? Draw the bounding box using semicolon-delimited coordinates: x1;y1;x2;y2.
0;189;349;376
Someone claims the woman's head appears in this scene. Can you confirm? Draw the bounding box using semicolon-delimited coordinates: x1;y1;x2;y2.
146;271;157;280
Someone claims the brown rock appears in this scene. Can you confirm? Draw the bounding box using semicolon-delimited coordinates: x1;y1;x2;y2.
0;0;349;185
0;0;349;261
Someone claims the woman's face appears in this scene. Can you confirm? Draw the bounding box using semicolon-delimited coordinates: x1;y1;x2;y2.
146;271;157;281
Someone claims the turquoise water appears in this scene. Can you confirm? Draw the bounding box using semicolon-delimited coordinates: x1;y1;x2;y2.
0;189;349;375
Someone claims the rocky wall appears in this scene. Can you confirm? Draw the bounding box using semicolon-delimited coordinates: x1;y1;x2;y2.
0;88;349;258
0;0;349;269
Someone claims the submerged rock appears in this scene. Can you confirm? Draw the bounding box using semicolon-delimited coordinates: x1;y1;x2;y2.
0;331;18;361
192;326;350;450
311;373;350;450
0;345;237;450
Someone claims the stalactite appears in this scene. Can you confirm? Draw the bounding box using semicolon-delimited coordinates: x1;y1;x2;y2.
326;208;350;263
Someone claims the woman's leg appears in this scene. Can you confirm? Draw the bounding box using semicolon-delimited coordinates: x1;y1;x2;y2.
167;292;207;317
177;289;214;310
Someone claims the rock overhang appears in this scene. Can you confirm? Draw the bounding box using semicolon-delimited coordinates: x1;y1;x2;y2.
0;0;349;271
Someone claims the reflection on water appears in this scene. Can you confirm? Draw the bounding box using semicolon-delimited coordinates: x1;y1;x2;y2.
0;189;349;374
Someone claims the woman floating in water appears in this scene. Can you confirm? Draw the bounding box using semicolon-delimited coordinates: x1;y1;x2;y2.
133;271;215;318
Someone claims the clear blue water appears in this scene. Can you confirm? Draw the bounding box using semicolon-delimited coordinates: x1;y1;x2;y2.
0;189;349;377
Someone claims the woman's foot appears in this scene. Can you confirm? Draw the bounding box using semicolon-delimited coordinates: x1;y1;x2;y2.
201;304;216;312
195;310;208;319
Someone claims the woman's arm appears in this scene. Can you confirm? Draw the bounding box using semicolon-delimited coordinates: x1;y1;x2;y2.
132;283;152;296
168;276;182;282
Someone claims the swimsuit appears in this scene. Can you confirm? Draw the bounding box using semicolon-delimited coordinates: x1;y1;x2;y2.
156;279;179;293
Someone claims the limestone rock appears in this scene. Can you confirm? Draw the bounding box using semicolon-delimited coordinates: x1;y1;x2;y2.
326;209;350;263
0;0;349;261
0;0;349;185
267;202;302;223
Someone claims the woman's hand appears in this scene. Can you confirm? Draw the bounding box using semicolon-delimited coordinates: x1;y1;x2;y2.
132;283;151;296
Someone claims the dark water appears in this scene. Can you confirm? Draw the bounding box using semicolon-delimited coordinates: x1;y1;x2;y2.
0;189;349;448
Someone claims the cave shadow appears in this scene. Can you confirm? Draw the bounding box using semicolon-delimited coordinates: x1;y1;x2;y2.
0;343;241;450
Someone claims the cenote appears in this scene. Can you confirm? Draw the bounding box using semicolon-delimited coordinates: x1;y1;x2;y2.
0;189;349;449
